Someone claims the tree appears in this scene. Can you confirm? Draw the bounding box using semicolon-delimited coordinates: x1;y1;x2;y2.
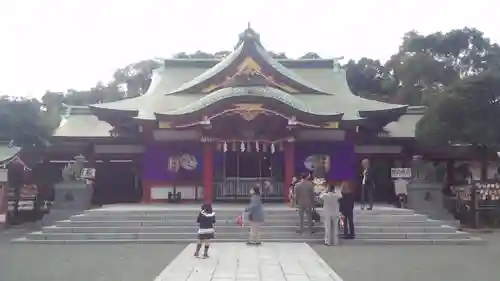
41;59;161;108
268;51;288;59
40;91;64;131
214;51;231;58
385;28;500;106
110;59;161;98
0;96;52;147
415;72;500;147
300;52;322;59
345;58;398;102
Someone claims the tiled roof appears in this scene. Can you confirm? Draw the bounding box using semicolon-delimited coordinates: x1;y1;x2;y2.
0;143;21;163
52;105;112;138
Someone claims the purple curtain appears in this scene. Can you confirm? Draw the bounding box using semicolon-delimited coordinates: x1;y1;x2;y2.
142;142;203;182
294;141;356;181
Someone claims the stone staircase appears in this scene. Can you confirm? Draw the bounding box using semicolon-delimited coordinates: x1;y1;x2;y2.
12;204;484;245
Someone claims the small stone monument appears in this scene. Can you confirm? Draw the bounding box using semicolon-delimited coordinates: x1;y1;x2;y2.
407;156;452;221
43;155;95;225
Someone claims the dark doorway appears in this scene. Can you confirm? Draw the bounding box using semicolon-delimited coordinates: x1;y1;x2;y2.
355;158;395;203
93;161;142;205
214;151;284;200
223;151;281;178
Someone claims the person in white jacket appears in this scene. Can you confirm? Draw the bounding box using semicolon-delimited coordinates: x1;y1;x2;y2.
319;184;343;246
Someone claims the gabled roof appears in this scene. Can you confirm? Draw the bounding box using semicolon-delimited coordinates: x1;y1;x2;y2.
167;28;327;95
52;105;112;138
383;106;426;138
89;26;407;126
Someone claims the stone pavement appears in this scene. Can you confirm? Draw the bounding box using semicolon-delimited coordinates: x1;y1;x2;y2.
313;232;500;281
1;225;186;281
154;243;343;281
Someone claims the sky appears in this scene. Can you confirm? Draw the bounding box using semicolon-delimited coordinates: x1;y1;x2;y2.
0;0;498;98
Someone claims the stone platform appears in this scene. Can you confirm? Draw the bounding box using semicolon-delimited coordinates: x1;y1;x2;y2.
154;242;343;281
12;203;484;245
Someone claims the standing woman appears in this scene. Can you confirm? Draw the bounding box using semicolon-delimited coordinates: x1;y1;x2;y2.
289;176;299;208
319;183;342;246
245;186;265;245
339;181;355;239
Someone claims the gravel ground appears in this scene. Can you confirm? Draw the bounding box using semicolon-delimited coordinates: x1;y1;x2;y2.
0;226;187;281
313;233;500;281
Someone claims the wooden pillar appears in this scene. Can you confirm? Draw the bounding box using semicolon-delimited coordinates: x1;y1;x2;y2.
284;141;295;202
141;122;155;203
203;142;214;203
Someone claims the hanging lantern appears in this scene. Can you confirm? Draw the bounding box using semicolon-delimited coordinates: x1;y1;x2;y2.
247;142;252;152
223;142;228;152
240;141;245;152
255;141;260;152
270;143;275;154
232;142;237;152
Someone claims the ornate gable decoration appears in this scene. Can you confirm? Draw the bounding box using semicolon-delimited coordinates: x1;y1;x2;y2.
230;103;266;121
202;57;299;94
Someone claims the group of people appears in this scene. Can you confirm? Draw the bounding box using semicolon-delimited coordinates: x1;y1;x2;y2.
193;158;376;257
291;158;376;245
292;173;355;246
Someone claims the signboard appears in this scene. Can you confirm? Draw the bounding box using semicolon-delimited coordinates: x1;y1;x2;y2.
391;168;412;179
80;168;96;179
0;169;7;182
0;185;7;223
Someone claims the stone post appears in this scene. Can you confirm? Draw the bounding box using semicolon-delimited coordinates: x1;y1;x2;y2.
407;156;452;220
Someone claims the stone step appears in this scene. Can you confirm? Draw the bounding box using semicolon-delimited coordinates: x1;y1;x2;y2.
42;225;458;234
70;213;428;222
340;237;485;245
12;237;322;244
12;236;484;245
25;231;471;241
55;219;446;227
84;209;415;216
12;234;486;245
18;236;480;245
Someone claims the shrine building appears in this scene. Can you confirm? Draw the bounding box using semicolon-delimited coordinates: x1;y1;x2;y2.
33;27;427;204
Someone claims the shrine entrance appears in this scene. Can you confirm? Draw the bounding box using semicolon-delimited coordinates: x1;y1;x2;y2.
214;149;284;201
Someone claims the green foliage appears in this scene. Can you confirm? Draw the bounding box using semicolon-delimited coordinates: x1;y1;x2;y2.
416;72;500;147
385;27;500;105
345;58;398;102
0;96;52;147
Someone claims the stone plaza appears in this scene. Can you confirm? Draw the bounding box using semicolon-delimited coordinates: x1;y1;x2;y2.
155;243;342;281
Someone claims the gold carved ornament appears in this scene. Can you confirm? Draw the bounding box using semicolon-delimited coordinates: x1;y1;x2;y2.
201;56;299;93
232;103;265;121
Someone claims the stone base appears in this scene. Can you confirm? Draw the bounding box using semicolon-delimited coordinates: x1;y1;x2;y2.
53;181;93;210
41;209;83;226
42;181;94;226
408;181;455;221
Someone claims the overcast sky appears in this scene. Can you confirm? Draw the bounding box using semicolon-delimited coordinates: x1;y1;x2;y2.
0;0;498;98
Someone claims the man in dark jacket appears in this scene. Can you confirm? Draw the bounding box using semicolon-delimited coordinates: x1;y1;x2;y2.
295;172;316;234
361;159;375;210
339;181;355;239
